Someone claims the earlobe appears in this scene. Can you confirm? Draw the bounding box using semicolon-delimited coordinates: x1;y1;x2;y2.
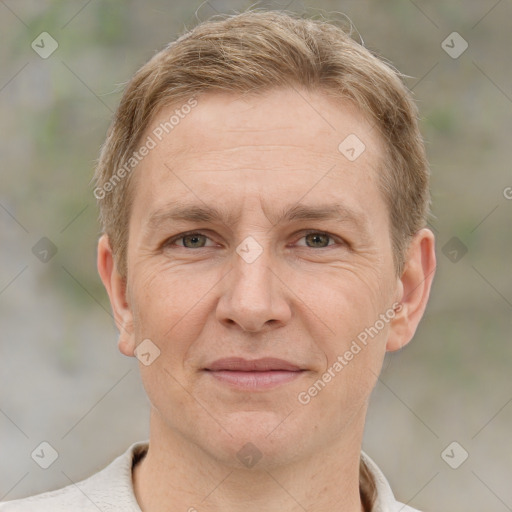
97;234;136;357
386;228;436;352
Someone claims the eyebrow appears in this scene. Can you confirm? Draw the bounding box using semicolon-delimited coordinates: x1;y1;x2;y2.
146;202;369;234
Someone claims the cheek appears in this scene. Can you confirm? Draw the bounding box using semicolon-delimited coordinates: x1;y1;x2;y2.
131;262;190;326
318;271;390;347
128;269;204;416
129;264;212;364
310;282;393;413
307;330;387;431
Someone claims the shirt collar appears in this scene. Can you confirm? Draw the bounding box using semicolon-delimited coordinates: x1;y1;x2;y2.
118;441;415;512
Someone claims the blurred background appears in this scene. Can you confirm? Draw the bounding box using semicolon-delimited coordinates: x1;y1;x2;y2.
1;1;511;510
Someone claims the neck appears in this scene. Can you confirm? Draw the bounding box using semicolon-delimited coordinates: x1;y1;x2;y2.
133;410;367;512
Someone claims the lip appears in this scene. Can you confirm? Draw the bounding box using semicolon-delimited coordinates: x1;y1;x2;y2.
204;357;305;390
206;357;302;372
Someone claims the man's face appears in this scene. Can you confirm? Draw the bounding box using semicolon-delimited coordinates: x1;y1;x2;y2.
121;89;402;466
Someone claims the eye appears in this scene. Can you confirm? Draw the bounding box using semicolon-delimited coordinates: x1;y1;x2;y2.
163;230;344;251
296;231;339;248
165;232;215;249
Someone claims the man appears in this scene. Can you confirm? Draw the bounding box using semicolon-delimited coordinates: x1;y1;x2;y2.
1;9;436;512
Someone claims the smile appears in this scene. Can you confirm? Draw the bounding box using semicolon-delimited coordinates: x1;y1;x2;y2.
203;357;306;391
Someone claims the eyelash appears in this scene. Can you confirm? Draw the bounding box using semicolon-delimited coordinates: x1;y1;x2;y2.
163;230;345;250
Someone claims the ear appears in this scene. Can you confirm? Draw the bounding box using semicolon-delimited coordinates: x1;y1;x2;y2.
386;228;436;352
97;234;136;357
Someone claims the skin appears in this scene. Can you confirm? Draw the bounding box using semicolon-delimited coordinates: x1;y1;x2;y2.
98;88;436;512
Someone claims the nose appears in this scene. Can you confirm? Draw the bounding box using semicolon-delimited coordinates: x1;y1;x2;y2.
216;240;292;333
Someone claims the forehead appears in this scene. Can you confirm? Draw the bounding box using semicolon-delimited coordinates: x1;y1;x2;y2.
146;89;382;163
129;88;387;228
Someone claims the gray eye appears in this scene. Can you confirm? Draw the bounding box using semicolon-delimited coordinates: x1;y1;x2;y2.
181;234;207;248
305;233;331;248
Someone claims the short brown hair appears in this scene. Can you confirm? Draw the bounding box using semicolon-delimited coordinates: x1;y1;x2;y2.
94;9;430;278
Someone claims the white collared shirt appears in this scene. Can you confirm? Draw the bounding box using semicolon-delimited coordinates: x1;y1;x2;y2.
0;442;420;512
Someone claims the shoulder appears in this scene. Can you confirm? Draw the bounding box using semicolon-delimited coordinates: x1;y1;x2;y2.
360;451;423;512
0;484;100;512
0;441;148;512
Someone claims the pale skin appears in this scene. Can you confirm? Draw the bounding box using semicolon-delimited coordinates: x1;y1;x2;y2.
98;88;436;512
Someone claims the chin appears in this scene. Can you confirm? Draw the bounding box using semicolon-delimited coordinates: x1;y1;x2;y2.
199;410;311;469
